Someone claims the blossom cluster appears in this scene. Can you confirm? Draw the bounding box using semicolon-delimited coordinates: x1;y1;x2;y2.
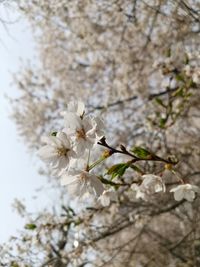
38;100;200;206
38;101;107;201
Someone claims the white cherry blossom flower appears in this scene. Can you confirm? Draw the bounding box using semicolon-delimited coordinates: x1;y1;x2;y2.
38;132;76;175
61;166;104;198
64;112;97;155
99;189;117;207
131;174;165;200
61;100;85;118
170;184;200;202
140;174;166;194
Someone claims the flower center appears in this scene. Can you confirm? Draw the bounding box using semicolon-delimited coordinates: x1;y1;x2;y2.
80;172;89;182
57;147;70;157
76;128;86;140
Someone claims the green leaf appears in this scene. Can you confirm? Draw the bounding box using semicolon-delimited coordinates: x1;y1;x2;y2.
25;223;37;230
107;163;130;179
131;147;152;159
155;97;166;108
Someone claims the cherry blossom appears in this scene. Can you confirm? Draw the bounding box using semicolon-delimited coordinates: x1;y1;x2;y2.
38;132;76;175
131;175;165;200
140;174;166;194
7;0;200;264
63;112;97;155
91;116;105;138
61;168;104;198
60;157;104;197
170;184;200;202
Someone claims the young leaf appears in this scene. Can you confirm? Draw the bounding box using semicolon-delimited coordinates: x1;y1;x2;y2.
107;163;130;179
131;147;152;159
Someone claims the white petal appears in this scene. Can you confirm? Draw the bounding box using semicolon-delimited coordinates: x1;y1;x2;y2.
58;156;69;169
68;100;85;116
64;112;82;131
67;168;81;176
50;157;60;168
92;116;105;137
74;139;87;156
68;180;84;196
82;116;93;131
76;101;85;116
184;190;195;202
84;138;95;149
89;175;104;197
154;183;163;193
191;185;200;193
174;189;184;201
68;158;87;171
57;132;71;148
41;136;60;147
38;146;57;160
61;174;79;186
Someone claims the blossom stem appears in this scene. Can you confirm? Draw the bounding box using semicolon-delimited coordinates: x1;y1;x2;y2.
88;157;107;171
98;137;178;165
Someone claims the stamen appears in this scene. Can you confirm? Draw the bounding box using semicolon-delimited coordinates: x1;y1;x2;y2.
57;147;70;157
80;172;88;181
76;128;86;140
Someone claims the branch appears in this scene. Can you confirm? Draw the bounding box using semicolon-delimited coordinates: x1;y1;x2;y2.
88;88;179;112
98;137;178;165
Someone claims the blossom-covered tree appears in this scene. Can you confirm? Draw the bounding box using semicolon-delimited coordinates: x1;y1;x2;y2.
2;0;200;266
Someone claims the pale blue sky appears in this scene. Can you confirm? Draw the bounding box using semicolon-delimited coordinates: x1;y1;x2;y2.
0;6;49;242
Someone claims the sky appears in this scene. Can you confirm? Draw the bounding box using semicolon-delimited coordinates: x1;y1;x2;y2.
0;5;49;242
